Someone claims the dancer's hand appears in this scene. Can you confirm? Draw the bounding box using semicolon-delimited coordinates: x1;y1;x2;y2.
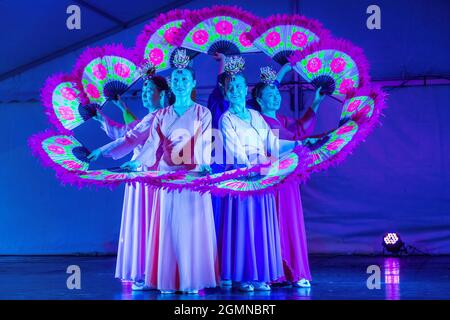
112;94;127;112
120;160;141;171
87;148;103;162
199;165;212;175
314;86;325;104
213;52;226;62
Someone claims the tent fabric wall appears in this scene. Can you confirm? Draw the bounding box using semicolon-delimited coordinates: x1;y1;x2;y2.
0;0;449;254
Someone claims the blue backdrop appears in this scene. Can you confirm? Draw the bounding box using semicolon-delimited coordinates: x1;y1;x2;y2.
0;0;449;254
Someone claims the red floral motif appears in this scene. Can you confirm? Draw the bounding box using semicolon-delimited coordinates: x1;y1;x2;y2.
339;78;355;94
60;87;77;101
55;138;73;146
163;26;180;45
239;32;252;47
62;160;82;170
114;63;130;78
347;99;361;112
260;176;279;186
278;158;294;170
291;31;307;47
58;106;75;121
86;84;100;99
330;57;346;73
306;57;322;73
192;29;209;45
337;125;354;135
326;139;345;151
265;31;281;48
47;144;65;155
215;20;233;35
149;48;164;66
104;173;127;180
92;63;107;80
224;181;247;189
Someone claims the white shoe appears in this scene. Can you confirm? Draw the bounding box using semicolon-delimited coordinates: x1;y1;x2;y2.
252;282;271;291
238;282;254;292
131;282;153;291
220;279;233;287
293;279;311;288
184;289;199;294
160;290;176;294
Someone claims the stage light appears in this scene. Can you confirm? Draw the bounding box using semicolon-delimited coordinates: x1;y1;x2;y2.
382;232;405;254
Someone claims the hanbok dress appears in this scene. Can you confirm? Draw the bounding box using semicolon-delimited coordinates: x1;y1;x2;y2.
135;104;219;291
217;109;287;283
99;112;159;282
260;108;317;282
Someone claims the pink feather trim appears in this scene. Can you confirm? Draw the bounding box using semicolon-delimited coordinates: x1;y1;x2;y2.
134;9;190;66
306;85;387;174
248;13;332;42
173;5;258;46
40;73;88;135
288;37;371;89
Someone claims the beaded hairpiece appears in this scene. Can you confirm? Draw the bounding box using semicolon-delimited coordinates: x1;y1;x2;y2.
173;49;190;70
260;66;277;85
224;55;245;77
138;60;156;81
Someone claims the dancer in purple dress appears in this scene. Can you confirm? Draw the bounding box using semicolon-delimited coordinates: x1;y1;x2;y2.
252;65;324;287
217;57;305;292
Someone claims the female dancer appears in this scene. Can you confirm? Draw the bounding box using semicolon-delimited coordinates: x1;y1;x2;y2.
218;56;303;292
252;65;324;288
87;65;170;290
122;50;218;294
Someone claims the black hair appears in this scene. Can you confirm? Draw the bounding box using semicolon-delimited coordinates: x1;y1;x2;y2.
144;76;175;105
251;82;269;112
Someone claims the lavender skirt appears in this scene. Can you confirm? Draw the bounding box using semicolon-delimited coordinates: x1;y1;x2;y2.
115;183;153;282
217;193;284;282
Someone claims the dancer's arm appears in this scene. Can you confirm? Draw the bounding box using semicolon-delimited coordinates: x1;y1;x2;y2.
220;115;251;167
122;114;161;170
112;94;138;125
195;109;213;173
87;115;154;162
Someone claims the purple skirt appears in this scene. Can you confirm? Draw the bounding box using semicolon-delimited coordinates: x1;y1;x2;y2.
276;183;312;281
217;193;284;282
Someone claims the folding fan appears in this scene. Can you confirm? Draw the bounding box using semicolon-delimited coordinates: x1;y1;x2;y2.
203;148;310;197
174;6;260;55
73;44;140;107
29;131;91;172
340;86;385;126
304;120;359;169
41;74;97;133
289;39;370;98
135;9;189;72
249;14;331;65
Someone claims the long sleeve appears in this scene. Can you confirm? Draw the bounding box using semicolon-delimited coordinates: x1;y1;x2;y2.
194;109;213;166
133;114;162;168
262;114;296;158
99;114;154;160
286;107;317;139
219;114;251;167
98;109;138;140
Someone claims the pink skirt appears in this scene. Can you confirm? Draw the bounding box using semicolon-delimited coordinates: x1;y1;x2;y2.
115;183;154;282
144;188;219;291
276;183;312;281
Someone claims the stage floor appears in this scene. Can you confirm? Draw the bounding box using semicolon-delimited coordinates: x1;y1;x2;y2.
0;255;448;300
